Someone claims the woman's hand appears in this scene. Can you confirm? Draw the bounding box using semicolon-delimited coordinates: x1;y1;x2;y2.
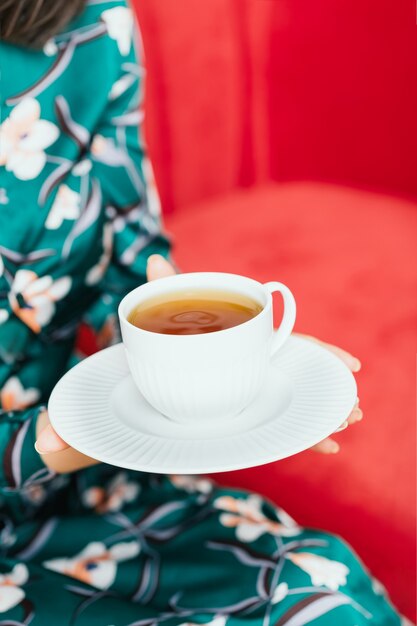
35;255;176;473
296;334;362;454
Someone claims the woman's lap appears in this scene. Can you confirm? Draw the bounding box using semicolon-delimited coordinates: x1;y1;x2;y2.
0;471;402;625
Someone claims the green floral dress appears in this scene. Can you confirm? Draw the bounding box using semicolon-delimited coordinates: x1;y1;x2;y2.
0;2;407;624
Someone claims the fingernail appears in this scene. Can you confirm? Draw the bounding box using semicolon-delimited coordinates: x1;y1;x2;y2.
147;254;167;268
328;441;340;453
336;420;349;432
351;358;361;372
35;424;66;455
351;408;363;421
34;441;49;456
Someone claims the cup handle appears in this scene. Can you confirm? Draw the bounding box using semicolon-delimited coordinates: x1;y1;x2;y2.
263;282;296;357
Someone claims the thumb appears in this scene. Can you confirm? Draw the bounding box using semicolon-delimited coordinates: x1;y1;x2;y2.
146;255;176;282
35;423;69;455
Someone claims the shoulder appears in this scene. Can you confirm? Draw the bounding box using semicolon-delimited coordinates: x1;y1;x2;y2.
56;0;139;63
63;1;135;34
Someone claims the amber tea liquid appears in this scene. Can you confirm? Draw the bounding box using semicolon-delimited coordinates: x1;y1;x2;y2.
128;289;263;335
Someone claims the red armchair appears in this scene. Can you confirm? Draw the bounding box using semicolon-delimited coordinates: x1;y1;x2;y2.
133;0;417;617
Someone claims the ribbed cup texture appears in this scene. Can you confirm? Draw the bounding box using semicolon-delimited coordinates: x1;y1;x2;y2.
127;350;269;422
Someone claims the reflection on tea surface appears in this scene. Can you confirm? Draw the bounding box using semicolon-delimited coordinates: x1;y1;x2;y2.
128;289;263;335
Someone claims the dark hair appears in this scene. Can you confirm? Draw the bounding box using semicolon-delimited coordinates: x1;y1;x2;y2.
1;0;86;47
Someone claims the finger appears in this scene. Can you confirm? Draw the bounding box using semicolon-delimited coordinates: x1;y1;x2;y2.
35;423;70;455
347;406;363;424
296;334;361;372
310;437;340;454
324;344;361;372
146;255;177;282
333;400;362;430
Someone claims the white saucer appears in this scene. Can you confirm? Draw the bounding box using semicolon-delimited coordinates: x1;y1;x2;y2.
48;336;357;474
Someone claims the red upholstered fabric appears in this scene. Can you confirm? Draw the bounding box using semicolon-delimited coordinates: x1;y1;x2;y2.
135;0;417;212
165;183;417;618
135;0;245;213
267;0;417;196
130;0;417;617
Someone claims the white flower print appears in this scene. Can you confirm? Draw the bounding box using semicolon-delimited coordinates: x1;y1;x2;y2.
82;472;140;513
109;73;137;100
285;552;349;590
44;541;140;590
170;475;213;495
0;98;59;180
0;564;29;613
109;205;143;234
91;134;108;157
9;269;71;333
1;377;40;411
72;158;92;177
180;617;227;626
271;582;288;604
274;506;300;531
43;38;58;56
46;184;81;230
91;134;123;166
0;188;9;205
214;495;301;542
102;6;133;56
0;526;16;550
85;223;113;286
371;577;387;595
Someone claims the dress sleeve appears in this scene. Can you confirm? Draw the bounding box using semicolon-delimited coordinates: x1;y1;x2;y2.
79;8;171;348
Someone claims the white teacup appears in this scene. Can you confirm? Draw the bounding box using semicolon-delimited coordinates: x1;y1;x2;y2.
118;272;296;423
